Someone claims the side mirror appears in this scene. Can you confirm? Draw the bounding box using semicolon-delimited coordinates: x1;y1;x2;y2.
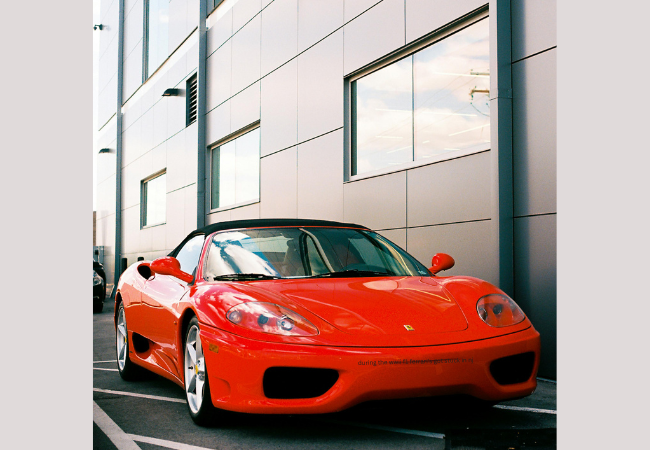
429;253;455;275
150;257;194;283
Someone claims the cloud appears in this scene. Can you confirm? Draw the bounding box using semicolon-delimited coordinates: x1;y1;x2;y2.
356;57;412;93
353;19;491;173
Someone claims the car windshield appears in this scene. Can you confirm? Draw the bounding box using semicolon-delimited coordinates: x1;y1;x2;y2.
202;227;431;280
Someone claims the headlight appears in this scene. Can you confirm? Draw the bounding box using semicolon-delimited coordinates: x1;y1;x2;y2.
476;294;525;327
226;302;318;336
93;271;103;286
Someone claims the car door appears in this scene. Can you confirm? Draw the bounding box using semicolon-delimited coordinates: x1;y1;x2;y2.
140;234;206;375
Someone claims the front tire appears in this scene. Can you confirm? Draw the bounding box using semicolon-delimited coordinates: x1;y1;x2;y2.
184;317;217;425
116;303;143;380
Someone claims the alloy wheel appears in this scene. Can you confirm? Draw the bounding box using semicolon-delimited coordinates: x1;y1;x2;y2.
116;307;128;371
184;325;205;414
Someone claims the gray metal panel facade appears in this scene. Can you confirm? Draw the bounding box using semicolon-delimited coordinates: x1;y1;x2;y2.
405;0;486;43
407;219;497;283
511;0;557;378
260;0;298;76
513;48;557;217
122;0;144;100
231;14;261;93
511;0;556;61
231;82;260;133
260;59;298;155
233;0;262;33
206;40;232;110
344;0;382;23
260;146;298;218
297;0;344;53
343;0;405;74
344;171;408;231
297;30;344;143
97;0;201;272
514;213;556;379
95;0;557;378
296;130;345;221
406;152;492;227
97;1;119;127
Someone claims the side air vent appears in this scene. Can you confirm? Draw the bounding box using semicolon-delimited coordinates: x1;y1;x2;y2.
186;74;198;126
131;332;150;353
137;264;152;280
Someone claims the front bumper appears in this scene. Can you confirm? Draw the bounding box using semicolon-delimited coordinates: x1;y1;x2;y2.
199;324;540;414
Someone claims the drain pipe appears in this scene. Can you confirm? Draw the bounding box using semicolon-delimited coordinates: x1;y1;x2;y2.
489;0;514;295
196;0;208;229
113;0;125;291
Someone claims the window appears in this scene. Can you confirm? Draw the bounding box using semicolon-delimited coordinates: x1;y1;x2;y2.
210;127;260;210
174;235;206;275
145;0;169;78
186;74;198;126
141;172;166;227
351;18;490;176
208;0;227;15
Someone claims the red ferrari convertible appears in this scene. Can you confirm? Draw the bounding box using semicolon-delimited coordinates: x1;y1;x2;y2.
115;219;540;425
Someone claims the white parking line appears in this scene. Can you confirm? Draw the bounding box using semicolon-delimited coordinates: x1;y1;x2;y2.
318;418;445;439
128;434;215;450
93;401;142;450
494;405;557;415
94;360;117;364
537;377;557;384
93;388;186;404
94;367;119;372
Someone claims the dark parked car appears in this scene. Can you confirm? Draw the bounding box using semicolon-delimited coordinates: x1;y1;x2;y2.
93;260;106;313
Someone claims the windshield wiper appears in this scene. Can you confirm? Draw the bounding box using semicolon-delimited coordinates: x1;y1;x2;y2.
210;273;280;281
313;269;393;278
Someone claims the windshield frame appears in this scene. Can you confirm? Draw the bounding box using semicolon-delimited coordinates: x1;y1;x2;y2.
201;226;432;281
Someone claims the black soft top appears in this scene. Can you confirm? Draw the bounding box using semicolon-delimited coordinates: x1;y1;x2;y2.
196;218;367;235
170;218;368;256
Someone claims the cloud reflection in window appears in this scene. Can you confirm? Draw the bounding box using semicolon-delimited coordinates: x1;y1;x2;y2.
352;18;490;175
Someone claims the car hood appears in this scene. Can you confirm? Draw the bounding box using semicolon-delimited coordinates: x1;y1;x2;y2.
213;276;484;347
264;276;466;331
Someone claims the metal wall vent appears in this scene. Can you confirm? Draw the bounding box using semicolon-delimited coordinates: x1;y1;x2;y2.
186;74;198;126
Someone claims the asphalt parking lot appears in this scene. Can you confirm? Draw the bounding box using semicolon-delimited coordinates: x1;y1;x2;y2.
93;297;557;450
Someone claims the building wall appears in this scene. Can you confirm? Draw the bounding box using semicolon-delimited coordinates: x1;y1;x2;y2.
95;0;120;284
511;0;557;378
97;0;120;129
120;3;200;266
204;0;497;283
95;113;117;283
96;0;201;285
95;0;557;378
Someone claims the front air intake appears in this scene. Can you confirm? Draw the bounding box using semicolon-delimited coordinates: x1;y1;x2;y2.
263;367;339;399
489;352;536;385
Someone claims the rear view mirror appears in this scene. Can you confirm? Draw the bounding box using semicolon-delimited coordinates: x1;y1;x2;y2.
429;253;455;275
150;257;194;283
